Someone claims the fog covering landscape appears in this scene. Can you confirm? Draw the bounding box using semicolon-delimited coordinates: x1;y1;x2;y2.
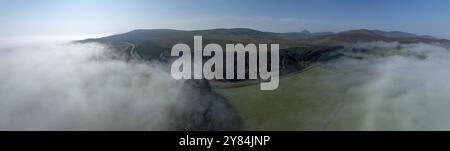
1;30;450;130
0;41;239;130
340;42;450;130
0;42;179;130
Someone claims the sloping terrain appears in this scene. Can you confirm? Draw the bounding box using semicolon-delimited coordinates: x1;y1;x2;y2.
77;28;450;130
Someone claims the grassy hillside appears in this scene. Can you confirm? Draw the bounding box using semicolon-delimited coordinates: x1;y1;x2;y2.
214;66;369;130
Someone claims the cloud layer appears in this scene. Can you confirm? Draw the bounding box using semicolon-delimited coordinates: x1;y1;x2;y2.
2;40;450;130
327;42;450;130
0;42;186;130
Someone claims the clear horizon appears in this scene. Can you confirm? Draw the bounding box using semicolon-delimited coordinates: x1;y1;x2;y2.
1;0;450;39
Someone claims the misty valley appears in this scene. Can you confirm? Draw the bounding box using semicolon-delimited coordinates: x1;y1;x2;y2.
2;28;450;130
5;0;450;148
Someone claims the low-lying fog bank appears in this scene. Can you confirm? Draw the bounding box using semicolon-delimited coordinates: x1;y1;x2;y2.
2;39;450;130
0;41;239;130
327;42;450;130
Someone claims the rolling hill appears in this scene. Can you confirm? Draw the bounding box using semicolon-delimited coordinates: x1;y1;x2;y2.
78;28;450;78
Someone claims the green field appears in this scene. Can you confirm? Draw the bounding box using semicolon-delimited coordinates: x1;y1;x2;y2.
215;66;370;130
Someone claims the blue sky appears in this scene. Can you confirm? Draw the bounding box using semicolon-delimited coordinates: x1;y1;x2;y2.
1;0;450;38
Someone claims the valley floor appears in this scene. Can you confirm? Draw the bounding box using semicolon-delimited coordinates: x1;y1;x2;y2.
215;65;379;130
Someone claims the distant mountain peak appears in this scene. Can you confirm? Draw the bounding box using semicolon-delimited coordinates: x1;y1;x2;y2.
337;29;438;40
130;29;178;32
78;28;449;48
209;28;262;33
370;29;419;38
340;29;378;36
300;30;311;34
